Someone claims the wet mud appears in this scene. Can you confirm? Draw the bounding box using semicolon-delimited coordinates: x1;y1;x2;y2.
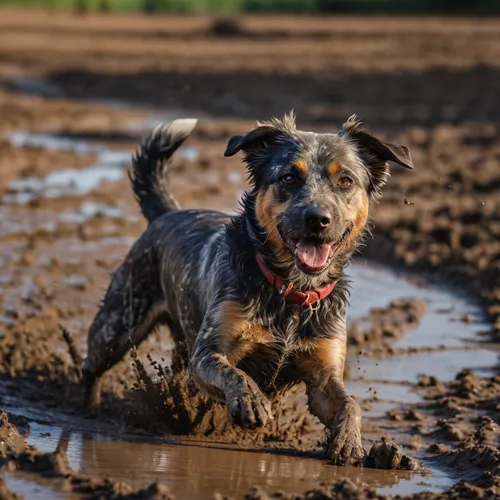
0;8;499;499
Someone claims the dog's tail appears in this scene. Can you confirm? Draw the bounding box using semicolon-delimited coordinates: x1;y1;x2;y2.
129;118;198;224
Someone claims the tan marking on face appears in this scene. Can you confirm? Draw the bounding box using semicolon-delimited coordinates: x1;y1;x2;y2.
296;337;347;384
218;300;272;365
351;191;369;239
294;159;309;176
327;161;341;176
256;188;294;265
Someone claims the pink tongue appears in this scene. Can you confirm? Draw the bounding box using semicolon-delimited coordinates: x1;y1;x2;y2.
296;240;331;269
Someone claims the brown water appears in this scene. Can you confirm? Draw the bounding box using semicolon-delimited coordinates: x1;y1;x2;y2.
3;423;452;500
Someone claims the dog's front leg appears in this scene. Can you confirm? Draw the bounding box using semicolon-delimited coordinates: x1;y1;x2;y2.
189;299;273;429
299;337;365;466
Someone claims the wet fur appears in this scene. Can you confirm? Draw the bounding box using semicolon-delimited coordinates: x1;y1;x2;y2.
82;113;413;466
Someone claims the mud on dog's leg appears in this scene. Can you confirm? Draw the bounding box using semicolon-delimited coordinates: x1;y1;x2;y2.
83;305;163;413
189;299;273;429
298;337;365;466
82;252;165;414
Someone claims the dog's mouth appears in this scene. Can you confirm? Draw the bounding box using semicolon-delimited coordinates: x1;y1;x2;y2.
295;239;331;270
289;225;353;274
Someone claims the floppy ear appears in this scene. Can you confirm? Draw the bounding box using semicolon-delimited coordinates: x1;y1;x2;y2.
224;125;283;157
340;114;413;196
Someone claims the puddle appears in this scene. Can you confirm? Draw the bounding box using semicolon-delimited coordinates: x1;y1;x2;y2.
347;263;488;347
58;202;124;224
9;166;125;200
346;262;495;410
4;130;199;203
5;131;129;203
3;259;493;499
4;422;449;500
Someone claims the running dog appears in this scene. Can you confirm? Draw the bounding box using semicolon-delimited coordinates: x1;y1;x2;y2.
82;113;413;465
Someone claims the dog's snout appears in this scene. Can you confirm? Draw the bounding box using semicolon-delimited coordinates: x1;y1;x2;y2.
304;207;332;231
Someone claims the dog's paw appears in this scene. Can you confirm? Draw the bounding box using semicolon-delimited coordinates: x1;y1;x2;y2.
226;378;273;429
328;397;366;466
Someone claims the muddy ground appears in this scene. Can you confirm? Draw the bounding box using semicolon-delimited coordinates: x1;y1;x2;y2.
0;8;499;499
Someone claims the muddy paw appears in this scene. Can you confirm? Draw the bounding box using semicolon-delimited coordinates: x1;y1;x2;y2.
328;397;366;466
226;378;273;429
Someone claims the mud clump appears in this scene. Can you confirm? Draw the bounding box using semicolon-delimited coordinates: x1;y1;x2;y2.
422;370;500;440
417;370;500;484
0;411;26;461
14;445;72;477
387;409;425;423
437;444;500;484
348;299;426;352
365;441;423;471
243;477;500;500
72;478;174;499
243;480;386;500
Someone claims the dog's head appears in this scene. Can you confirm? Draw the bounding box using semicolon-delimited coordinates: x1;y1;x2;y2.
225;113;413;279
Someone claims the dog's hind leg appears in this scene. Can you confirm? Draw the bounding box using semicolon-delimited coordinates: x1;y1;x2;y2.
82;246;165;413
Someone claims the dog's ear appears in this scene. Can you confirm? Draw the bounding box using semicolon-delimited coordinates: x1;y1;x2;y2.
340;114;413;195
224;125;283;157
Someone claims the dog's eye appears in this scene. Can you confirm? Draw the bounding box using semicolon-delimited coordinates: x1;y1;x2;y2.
337;177;353;189
281;174;297;185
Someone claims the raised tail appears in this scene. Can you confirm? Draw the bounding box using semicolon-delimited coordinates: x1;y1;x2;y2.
129;118;198;224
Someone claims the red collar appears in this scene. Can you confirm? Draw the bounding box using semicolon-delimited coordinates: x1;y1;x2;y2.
255;253;335;306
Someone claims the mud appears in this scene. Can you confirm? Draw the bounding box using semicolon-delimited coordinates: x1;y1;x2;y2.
348;299;427;353
1;410;175;499
0;7;499;499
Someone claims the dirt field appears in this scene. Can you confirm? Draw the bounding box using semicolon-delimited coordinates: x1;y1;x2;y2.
0;7;499;499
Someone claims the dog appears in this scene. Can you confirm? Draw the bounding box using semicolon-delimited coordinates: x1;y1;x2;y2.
82;112;413;466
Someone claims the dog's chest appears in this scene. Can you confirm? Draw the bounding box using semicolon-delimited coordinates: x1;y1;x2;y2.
229;315;310;391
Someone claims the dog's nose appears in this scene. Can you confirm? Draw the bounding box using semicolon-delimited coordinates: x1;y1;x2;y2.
304;207;332;231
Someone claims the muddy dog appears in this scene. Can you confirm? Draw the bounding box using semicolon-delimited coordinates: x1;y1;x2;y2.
82;113;413;465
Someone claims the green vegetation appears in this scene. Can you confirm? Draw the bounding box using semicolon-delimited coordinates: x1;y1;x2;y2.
0;0;243;13
1;0;499;15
